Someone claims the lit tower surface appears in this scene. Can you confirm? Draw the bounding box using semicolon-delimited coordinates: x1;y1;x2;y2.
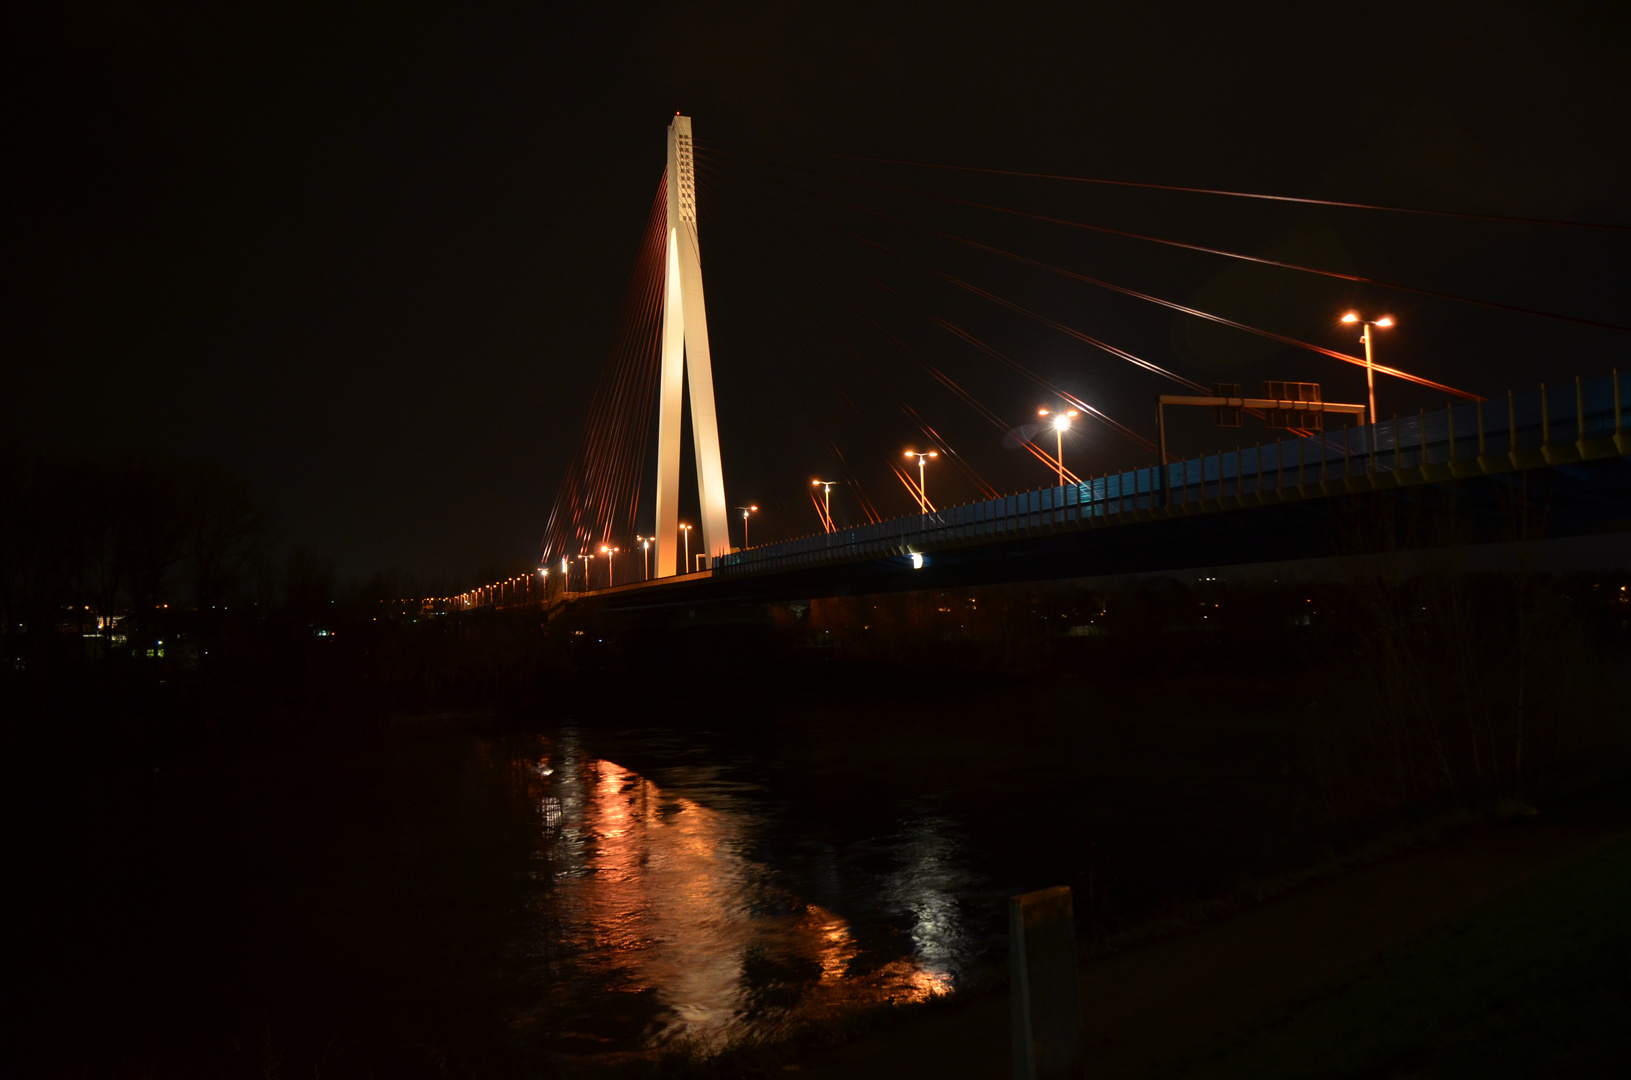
653;114;730;577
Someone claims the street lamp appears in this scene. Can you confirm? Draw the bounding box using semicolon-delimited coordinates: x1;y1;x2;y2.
679;523;693;573
812;479;840;532
600;545;620;587
636;535;654;580
1340;311;1394;426
903;450;938;513
735;505;758;549
577;553;594;591
1037;407;1079;487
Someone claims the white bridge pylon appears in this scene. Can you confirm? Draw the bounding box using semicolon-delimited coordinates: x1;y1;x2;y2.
654;114;730;577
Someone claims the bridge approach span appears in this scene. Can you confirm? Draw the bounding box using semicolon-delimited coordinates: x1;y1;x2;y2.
527;373;1629;616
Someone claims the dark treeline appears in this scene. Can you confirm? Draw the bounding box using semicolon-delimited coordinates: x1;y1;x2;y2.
2;447;270;657
0;448;541;740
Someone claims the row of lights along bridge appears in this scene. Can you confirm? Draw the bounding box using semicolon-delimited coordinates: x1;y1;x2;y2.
453;310;1392;602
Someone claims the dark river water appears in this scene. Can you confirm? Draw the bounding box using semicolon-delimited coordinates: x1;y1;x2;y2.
17;694;1309;1076
506;725;992;1054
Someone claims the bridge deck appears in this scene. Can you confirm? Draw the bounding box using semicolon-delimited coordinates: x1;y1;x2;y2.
712;373;1627;581
461;374;1626;615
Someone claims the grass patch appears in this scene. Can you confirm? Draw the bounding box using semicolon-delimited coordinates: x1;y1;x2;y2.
1166;830;1631;1079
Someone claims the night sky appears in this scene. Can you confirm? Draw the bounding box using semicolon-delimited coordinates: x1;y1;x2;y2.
9;1;1629;584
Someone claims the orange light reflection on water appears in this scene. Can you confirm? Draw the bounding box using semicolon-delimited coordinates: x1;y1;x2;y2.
515;738;964;1057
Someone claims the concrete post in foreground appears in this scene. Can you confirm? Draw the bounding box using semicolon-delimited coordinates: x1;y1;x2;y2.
1010;885;1083;1080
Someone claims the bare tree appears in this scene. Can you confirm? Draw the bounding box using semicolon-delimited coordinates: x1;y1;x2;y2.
185;462;268;613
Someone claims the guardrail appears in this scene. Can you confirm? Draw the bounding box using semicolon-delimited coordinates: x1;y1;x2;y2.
714;372;1627;580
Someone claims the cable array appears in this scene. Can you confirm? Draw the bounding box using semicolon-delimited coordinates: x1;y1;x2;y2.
534;134;1620;566
537;176;668;568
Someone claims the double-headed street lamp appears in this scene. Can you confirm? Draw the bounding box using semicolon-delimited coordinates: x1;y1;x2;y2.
735;505;758;549
576;553;594;591
679;523;693;573
600;545;620;587
812;479;840;532
636;535;654;580
1340;311;1394;426
903;449;937;513
1037;407;1079;487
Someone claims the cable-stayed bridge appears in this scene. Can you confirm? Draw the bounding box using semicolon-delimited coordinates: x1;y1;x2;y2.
435;116;1629;615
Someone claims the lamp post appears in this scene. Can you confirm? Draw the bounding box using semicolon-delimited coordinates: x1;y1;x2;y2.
735;505;758;549
903;450;937;513
636;535;654;580
600;545;620;587
577;553;593;591
679;523;693;573
812;479;839;532
1340;311;1394;427
1037;407;1079;486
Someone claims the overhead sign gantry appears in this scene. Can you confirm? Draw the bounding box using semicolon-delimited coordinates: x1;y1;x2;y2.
1157;382;1367;463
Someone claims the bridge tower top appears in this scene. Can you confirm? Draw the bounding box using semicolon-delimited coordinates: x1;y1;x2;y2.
653;114;730;576
672;114;697;224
